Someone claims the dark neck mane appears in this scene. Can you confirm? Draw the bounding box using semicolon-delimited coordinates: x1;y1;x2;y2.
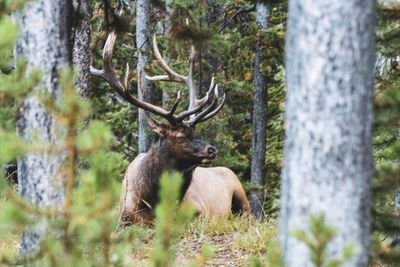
140;140;197;205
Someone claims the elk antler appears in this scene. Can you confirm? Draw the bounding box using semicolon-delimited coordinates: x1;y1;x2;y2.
146;34;226;126
90;31;185;125
90;31;225;127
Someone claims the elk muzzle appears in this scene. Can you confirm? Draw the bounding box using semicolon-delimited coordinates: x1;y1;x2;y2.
201;145;217;164
207;145;217;158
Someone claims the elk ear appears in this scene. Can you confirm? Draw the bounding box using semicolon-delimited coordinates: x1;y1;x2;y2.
146;114;169;136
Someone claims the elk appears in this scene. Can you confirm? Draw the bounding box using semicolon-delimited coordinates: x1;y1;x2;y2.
91;31;251;226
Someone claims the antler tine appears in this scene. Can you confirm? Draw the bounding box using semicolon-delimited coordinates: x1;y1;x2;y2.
175;77;215;121
168;90;181;115
145;34;186;83
198;92;226;123
188;85;219;124
90;31;182;125
90;31;127;93
188;85;226;126
123;63;129;89
175;91;209;120
142;34;226;126
146;34;210;119
187;45;196;110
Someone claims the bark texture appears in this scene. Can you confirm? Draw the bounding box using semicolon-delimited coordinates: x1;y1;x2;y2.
279;1;376;266
136;0;153;152
161;0;173;107
15;0;71;256
250;0;270;220
72;0;92;97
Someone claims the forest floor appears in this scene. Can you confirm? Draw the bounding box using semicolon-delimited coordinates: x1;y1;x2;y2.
0;211;394;266
0;188;394;267
125;215;278;266
0;215;277;266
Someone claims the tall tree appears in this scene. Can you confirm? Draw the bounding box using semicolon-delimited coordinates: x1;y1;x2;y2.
279;1;376;266
14;0;71;256
72;0;92;97
161;0;173;107
250;0;270;220
136;0;153;152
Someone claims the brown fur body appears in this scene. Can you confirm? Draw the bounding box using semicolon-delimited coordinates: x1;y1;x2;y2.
118;141;250;226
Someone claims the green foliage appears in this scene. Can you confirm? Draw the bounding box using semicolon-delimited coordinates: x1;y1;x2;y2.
0;0;27;73
249;255;265;267
291;214;354;267
266;241;285;267
371;2;400;265
0;0;29;14
0;130;25;162
151;172;195;267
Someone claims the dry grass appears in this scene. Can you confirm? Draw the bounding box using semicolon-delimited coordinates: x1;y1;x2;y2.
0;234;19;267
3;215;395;266
0;214;277;266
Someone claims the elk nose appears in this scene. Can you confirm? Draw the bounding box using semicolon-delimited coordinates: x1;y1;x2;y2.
207;146;217;158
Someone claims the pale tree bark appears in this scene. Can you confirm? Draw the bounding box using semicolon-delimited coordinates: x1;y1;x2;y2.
279;1;376;266
15;0;71;256
136;0;153;152
161;0;173;107
72;0;92;97
250;0;270;220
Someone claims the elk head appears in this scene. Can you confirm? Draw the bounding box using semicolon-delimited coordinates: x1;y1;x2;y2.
90;31;225;168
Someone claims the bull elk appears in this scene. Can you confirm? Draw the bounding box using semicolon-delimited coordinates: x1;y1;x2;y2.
91;31;251;226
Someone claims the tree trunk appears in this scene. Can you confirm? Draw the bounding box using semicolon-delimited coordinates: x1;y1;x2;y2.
161;0;173;108
394;128;400;247
14;0;71;256
249;0;270;220
72;0;92;97
279;1;376;266
136;0;153;152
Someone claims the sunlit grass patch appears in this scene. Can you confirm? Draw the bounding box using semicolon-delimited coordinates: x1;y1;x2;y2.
0;235;19;266
233;218;277;255
178;215;277;265
185;214;267;236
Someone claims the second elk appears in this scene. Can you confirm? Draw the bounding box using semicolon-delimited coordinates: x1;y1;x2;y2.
91;31;251;226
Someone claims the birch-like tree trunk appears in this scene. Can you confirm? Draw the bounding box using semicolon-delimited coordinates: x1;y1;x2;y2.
136;0;153;152
249;0;270;220
279;1;376;266
72;0;92;97
15;0;71;256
